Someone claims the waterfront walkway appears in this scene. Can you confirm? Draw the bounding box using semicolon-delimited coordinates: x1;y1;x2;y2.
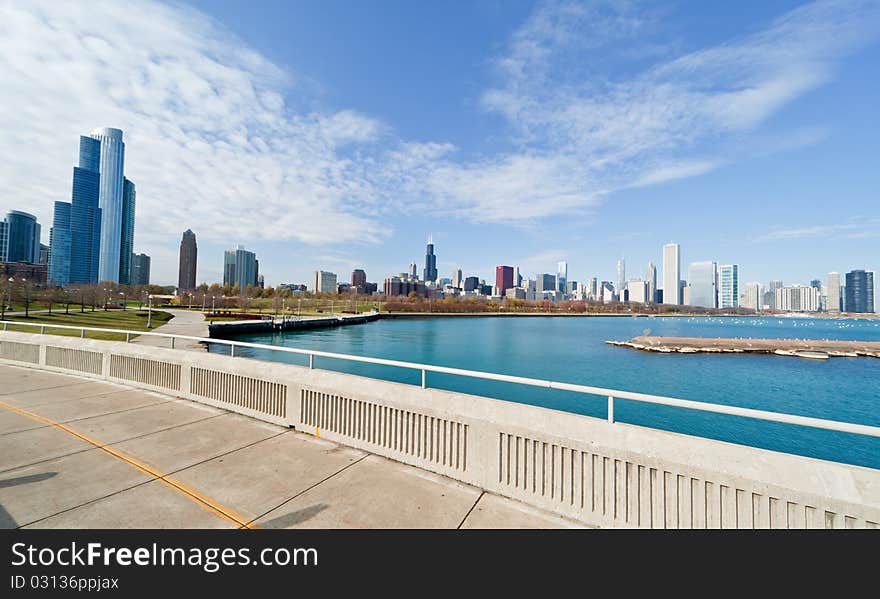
132;309;209;352
0;364;583;529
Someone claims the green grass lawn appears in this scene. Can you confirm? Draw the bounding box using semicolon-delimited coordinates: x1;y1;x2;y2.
2;309;174;341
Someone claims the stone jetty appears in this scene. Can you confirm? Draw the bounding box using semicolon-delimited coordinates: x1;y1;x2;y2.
607;336;880;359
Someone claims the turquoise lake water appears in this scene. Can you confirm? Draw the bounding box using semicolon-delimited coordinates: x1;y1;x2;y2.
209;316;880;469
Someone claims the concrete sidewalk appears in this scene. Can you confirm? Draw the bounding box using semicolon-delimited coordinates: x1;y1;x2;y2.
0;364;584;529
131;309;209;352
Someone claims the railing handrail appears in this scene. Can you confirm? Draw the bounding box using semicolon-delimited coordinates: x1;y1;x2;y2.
2;319;880;439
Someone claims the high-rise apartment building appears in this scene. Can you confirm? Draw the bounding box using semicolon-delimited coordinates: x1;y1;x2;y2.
423;236;437;283
744;282;762;312
495;266;514;296
775;285;820;312
826;272;841;313
845;270;875;313
224;246;258;291
718;264;739;308
313;270;338;294
130;253;151;286
178;229;198;291
118;178;136;284
644;261;657;303
452;267;462;289
687;261;717;308
616;259;626;295
537;273;557;293
662;243;681;305
626;280;648;304
49;135;104;286
1;211;41;263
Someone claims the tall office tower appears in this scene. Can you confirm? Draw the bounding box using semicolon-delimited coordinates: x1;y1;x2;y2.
313;270;338;294
616;259;626;295
408;262;418;279
495;265;514;296
2;211;41;263
556;261;568;293
117;178;136;284
626;280;648;304
744;282;762;311
48;136;103;286
178;229;198;291
845;270;875;313
39;244;49;265
766;280;783;310
223;246;258;291
662;243;681;305
687;261;717;308
644;261;657;303
89;128;127;283
513;266;521;287
452;267;462;289
463;276;479;292
537;273;557;293
351;269;367;293
826;272;841;313
423;236;437;283
718;264;739;308
130;253;151;286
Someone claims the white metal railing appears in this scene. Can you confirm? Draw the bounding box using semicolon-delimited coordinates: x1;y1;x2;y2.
3;319;880;439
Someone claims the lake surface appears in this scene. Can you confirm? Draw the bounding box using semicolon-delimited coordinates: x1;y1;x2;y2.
209;315;880;469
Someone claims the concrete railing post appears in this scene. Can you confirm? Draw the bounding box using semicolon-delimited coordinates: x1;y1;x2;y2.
40;325;45;335
309;353;314;369
608;395;615;423
126;332;131;343
230;344;235;358
171;337;175;349
421;369;426;389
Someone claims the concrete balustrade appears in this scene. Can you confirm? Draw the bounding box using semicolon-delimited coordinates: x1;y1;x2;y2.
1;330;878;529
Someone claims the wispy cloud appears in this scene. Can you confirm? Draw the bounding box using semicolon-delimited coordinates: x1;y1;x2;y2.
754;218;880;242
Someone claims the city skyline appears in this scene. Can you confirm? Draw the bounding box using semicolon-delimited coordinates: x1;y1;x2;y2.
0;1;878;288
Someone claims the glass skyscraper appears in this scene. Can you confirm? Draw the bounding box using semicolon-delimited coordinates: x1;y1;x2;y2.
663;243;681;305
224;246;258;291
423;236;437;283
178;229;198;291
119;178;136;284
49;136;103;286
845;270;875;313
90;127;126;283
2;211;41;263
687;261;717;308
556;261;568;293
130;253;151;286
718;264;739;308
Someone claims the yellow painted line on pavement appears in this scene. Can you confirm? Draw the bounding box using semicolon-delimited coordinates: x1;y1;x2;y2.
0;398;258;529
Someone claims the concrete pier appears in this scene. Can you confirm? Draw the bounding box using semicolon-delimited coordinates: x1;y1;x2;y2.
609;336;880;358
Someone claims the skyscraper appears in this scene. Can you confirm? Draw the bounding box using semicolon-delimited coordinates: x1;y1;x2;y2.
718;264;739;308
423;236;437;283
744;282;762;311
178;230;198;292
845;270;875;313
130;253;151;286
90;128;127;283
589;277;598;299
644;261;657;303
452;267;462;289
223;246;258;291
662;243;681;305
118;178;136;284
313;270;338;294
616;259;625;295
687;261;717;308
2;211;41;263
495;266;514;296
351;269;367;292
826;272;841;313
48;135;103;286
556;261;568;293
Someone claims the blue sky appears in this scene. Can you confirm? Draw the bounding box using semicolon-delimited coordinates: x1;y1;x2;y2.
1;0;878;289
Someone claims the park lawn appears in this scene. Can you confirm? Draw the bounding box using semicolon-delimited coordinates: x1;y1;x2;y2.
3;309;174;341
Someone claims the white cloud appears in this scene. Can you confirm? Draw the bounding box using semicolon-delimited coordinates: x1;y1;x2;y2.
754;219;880;242
0;0;386;278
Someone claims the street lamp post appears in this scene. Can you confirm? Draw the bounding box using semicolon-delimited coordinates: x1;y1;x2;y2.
147;294;153;328
188;293;193;310
119;292;126;311
211;295;216;311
